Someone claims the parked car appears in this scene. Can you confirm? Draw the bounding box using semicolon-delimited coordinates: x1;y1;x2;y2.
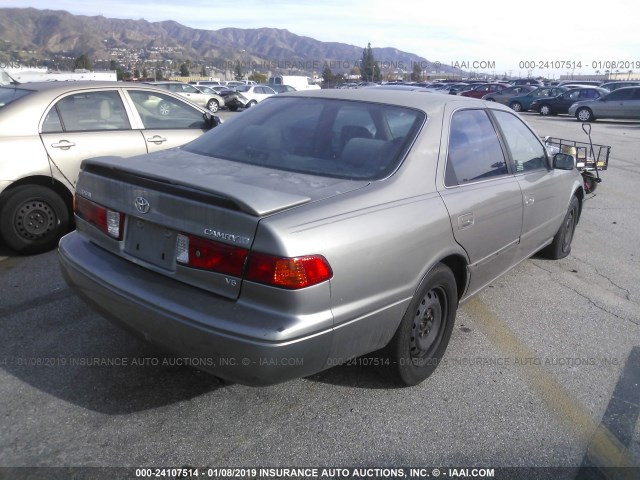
146;81;225;112
511;79;544;87
459;83;508;99
189;80;222;87
530;87;609;115
443;83;471;95
568;86;640;121
600;81;640;92
508;86;570;112
234;84;277;107
482;85;536;105
0;81;219;253
59;89;585;387
269;84;297;94
558;80;602;87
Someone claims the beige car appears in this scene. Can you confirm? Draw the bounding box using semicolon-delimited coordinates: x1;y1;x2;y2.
0;81;219;253
146;82;225;112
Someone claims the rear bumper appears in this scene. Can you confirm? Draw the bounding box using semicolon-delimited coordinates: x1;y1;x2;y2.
58;232;333;386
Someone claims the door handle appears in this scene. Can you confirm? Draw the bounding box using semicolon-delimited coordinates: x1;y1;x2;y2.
51;140;76;149
146;135;167;144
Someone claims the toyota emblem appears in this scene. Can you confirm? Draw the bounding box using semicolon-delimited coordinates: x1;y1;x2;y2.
134;196;150;214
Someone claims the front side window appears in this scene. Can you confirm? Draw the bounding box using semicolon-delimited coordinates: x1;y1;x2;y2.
128;90;207;130
43;90;130;133
445;109;508;186
605;89;634;101
493;111;547;172
184;97;424;180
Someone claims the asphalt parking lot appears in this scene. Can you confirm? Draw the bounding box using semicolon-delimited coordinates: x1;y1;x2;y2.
1;109;639;479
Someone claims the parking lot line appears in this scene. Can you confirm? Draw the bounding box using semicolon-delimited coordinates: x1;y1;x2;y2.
466;297;637;469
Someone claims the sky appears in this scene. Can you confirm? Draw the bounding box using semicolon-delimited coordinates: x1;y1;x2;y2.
1;0;638;78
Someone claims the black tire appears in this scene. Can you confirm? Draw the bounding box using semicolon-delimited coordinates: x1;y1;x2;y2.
540;196;580;260
485;98;495;102
539;104;552;116
510;102;523;112
0;185;70;254
389;263;458;386
576;107;594;122
206;99;219;112
228;104;238;112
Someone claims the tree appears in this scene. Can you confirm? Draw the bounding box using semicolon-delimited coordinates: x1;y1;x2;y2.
180;63;190;77
234;62;243;80
248;72;267;83
133;68;140;79
74;54;92;71
360;43;381;82
322;64;335;86
410;62;422;82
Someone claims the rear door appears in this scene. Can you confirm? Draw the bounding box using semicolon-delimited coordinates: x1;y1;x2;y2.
40;89;147;188
597;88;636;118
438;107;523;297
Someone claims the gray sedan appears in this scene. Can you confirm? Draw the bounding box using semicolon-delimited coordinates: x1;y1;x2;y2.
59;90;584;387
568;86;640;121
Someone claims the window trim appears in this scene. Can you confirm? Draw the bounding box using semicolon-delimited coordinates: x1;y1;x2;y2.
487;108;550;175
442;107;514;189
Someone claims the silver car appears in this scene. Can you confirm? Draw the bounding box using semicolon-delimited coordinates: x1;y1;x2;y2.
59;90;584;386
0;81;219;253
146;81;225;112
568;86;640;121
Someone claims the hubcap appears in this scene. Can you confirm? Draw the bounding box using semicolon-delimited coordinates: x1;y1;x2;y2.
578;109;590;121
14;200;56;239
159;103;171;116
410;288;445;359
512;103;521;112
541;105;550;115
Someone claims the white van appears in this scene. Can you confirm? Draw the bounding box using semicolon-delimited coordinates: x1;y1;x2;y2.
269;75;320;91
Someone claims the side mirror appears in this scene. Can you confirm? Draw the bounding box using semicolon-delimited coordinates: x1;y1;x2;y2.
553;152;576;170
204;113;222;130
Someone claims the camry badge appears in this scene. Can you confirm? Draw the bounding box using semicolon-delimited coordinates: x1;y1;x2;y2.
134;196;150;214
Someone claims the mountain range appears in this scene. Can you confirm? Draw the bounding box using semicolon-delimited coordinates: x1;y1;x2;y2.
0;7;462;76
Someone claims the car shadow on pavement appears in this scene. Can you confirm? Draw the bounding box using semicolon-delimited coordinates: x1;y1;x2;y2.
1;293;225;414
305;351;407;389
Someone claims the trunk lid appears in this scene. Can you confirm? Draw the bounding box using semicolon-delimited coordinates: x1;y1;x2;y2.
76;149;368;299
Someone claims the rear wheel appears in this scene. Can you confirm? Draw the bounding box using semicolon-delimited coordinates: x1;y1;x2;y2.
246;100;257;108
389;264;458;386
0;185;70;254
539;104;552;116
510;102;523;112
540;196;579;260
158;101;171;116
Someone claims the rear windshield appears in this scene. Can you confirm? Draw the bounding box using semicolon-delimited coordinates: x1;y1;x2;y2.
0;87;32;109
184;97;425;180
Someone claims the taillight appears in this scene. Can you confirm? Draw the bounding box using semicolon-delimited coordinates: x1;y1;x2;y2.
75;195;124;240
176;233;248;276
246;253;333;289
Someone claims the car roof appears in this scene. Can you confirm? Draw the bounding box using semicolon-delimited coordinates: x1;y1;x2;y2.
279;88;511;115
4;81;130;93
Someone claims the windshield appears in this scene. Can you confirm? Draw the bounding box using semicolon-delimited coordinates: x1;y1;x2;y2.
184;97;425;180
0;86;32;109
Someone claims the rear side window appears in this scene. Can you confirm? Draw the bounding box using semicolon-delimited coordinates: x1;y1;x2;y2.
445;109;508;186
43;91;130;132
184;97;425;180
